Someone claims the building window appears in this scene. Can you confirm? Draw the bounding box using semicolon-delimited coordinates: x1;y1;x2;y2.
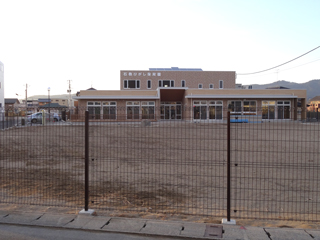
243;101;257;115
228;100;256;115
228;101;242;115
193;101;207;120
87;101;101;119
124;80;140;89
103;101;116;119
209;84;214;89
181;80;185;87
219;80;223;89
141;101;155;119
262;101;275;119
159;80;174;87
147;80;151;89
198;84;203;89
126;101;140;119
209;101;223;119
277;101;291;119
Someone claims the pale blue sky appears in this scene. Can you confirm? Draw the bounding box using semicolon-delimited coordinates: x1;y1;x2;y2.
0;0;319;98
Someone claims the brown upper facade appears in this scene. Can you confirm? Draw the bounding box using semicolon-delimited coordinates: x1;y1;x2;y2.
120;67;236;90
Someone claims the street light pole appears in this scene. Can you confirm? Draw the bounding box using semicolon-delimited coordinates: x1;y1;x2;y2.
48;87;51;122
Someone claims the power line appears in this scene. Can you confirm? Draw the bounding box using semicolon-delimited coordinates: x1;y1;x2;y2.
237;58;320;78
237;46;320;75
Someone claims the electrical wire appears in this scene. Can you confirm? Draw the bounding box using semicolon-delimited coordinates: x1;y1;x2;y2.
237;58;320;78
237;46;320;75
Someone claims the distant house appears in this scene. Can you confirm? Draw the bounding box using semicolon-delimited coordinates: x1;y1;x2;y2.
4;98;20;116
38;98;51;106
40;103;67;114
307;96;320;111
5;98;20;108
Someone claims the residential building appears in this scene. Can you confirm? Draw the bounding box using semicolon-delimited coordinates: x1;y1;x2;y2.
38;98;51;106
4;98;20;116
74;67;307;121
5;98;20;108
307;96;320;111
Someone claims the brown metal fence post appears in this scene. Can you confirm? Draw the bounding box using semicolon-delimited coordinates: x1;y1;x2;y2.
227;111;231;221
85;110;89;211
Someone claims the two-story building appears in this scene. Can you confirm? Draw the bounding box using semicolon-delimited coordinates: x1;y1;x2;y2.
74;67;307;121
307;96;320;112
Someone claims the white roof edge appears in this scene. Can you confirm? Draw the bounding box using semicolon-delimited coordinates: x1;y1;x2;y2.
74;96;159;100
157;87;188;90
185;95;298;99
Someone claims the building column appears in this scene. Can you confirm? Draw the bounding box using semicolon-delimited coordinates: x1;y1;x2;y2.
301;98;306;120
293;98;297;120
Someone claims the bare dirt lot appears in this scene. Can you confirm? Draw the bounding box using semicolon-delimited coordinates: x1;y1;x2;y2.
0;120;320;224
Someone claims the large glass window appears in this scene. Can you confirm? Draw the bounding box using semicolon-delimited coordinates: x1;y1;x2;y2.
159;80;174;87
228;101;242;115
126;101;140;119
228;100;256;115
243;101;257;115
209;101;223;120
103;102;116;119
193;101;207;120
277;101;291;119
124;80;140;89
262;101;275;119
160;102;182;120
142;101;155;119
87;101;101;119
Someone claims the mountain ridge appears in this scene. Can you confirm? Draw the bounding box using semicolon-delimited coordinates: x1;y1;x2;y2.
245;79;320;100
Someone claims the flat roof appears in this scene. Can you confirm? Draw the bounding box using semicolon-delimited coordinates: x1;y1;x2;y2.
185;95;298;99
149;67;202;71
74;95;160;100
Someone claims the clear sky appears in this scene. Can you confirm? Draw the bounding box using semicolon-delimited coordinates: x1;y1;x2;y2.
0;0;319;98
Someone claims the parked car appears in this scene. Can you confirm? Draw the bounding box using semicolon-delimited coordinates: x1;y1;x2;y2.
27;112;61;123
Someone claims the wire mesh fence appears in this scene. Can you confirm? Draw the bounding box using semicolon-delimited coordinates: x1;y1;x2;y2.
230;115;320;221
88;113;228;217
0;109;85;208
0;106;319;221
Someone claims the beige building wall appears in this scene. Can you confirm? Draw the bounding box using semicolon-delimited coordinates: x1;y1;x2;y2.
120;70;236;90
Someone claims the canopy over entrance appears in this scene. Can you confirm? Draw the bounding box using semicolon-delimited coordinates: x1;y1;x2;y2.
159;88;185;102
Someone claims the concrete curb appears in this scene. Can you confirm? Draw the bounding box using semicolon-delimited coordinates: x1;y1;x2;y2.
0;210;320;240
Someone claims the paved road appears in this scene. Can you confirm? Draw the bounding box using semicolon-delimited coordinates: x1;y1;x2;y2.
0;224;178;240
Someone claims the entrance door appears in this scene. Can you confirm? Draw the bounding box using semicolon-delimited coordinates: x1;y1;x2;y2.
161;102;182;120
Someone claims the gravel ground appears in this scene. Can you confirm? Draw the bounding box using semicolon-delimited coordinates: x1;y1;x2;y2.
0;120;319;221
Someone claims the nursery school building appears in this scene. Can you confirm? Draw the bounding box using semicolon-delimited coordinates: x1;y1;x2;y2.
74;67;307;122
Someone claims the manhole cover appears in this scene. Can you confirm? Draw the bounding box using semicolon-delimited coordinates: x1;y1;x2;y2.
204;224;223;238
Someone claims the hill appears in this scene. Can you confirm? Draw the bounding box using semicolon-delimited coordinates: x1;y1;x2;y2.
248;79;320;101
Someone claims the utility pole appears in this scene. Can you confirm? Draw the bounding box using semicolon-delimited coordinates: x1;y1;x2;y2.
67;80;72;111
25;84;28;115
